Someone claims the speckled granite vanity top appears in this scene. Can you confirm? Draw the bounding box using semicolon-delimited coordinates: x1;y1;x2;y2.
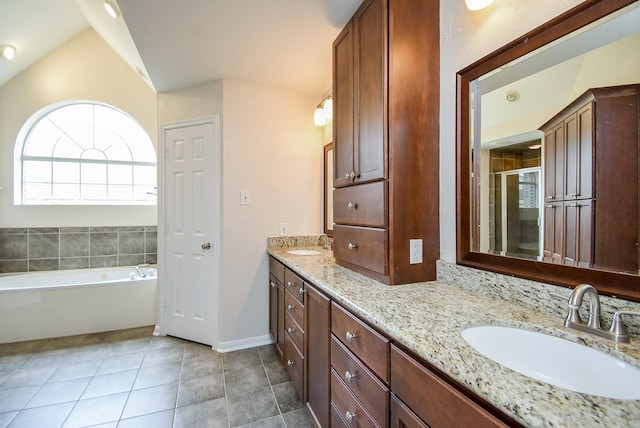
267;242;640;427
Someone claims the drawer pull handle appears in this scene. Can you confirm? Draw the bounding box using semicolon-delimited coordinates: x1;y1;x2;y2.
287;327;295;334
345;411;357;422
347;201;357;210
347;242;357;250
345;371;357;382
345;173;351;180
345;331;356;342
270;281;276;288
286;281;293;288
299;287;306;295
287;304;295;310
287;359;295;366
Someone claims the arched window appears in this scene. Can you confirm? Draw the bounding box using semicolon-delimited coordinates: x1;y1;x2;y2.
14;101;157;205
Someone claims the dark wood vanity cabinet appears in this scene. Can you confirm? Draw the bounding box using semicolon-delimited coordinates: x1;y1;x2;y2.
269;256;521;428
332;0;440;285
541;84;640;273
268;257;331;426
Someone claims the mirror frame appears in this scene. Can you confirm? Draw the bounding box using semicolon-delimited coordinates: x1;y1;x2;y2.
456;0;640;302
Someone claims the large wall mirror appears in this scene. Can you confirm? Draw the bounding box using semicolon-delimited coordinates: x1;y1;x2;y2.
457;0;640;301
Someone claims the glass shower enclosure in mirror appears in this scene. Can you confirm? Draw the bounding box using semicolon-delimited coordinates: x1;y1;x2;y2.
467;1;640;275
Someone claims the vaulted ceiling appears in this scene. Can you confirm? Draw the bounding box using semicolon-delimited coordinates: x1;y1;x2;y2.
0;0;362;94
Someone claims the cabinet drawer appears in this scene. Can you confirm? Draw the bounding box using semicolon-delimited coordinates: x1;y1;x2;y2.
285;312;304;353
331;401;349;428
331;302;389;382
390;345;509;428
331;369;381;428
284;269;305;304
334;181;387;227
284;289;304;328
331;335;389;425
269;257;285;284
390;394;428;428
284;333;304;399
333;225;387;275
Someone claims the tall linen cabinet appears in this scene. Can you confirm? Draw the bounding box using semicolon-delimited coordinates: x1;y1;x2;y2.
332;0;440;285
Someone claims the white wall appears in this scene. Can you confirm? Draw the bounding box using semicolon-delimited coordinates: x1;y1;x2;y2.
439;0;585;262
0;28;158;227
158;80;323;347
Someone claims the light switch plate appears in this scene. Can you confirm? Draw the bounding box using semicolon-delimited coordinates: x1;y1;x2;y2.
280;222;288;236
240;190;251;205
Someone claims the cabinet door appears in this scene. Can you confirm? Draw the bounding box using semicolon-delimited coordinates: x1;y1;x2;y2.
543;123;563;202
562;199;593;268
333;21;355;188
542;202;563;264
306;284;331;428
277;281;285;357
576;103;593;199
268;274;280;354
564;104;593;200
390;345;509;428
390;394;428;428
354;0;386;184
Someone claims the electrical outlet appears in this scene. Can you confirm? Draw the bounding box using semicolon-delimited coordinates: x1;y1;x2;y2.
240;190;251;205
280;222;288;236
410;239;422;264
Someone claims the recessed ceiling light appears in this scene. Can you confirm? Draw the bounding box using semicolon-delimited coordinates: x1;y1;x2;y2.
506;90;520;102
104;0;120;19
0;44;16;60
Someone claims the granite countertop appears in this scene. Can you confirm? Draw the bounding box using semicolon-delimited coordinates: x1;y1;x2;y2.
267;245;640;428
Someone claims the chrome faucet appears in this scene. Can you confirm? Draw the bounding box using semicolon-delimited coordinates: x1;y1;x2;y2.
134;264;149;278
565;284;602;330
564;284;639;343
318;233;332;250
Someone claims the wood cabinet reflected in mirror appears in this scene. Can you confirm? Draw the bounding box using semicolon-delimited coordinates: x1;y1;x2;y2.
324;143;334;236
457;0;640;301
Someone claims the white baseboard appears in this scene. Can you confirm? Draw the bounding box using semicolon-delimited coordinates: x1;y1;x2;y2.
214;334;273;353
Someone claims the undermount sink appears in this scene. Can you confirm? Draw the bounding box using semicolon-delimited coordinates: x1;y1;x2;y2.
461;325;640;400
286;249;322;256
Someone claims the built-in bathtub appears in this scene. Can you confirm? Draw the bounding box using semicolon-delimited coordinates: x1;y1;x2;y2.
0;266;157;344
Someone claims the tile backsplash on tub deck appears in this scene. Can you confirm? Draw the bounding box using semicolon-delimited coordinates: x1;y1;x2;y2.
0;226;157;273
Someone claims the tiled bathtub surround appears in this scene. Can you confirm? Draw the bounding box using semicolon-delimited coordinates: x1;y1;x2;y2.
0;226;157;273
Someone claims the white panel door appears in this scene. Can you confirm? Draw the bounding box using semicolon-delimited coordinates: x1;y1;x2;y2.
162;118;218;345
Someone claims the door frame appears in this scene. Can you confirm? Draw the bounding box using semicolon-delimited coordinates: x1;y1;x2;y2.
498;166;543;260
156;115;222;349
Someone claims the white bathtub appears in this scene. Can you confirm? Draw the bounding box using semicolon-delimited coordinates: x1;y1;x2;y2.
0;266;158;344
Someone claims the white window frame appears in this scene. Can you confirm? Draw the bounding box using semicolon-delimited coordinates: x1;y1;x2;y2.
14;101;157;206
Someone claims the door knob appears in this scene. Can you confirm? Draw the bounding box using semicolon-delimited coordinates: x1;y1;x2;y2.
201;242;211;250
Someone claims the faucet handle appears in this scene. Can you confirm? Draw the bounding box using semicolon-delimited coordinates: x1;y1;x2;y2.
609;310;640;343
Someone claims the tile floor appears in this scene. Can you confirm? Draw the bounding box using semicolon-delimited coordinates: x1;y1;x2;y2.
0;326;313;428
